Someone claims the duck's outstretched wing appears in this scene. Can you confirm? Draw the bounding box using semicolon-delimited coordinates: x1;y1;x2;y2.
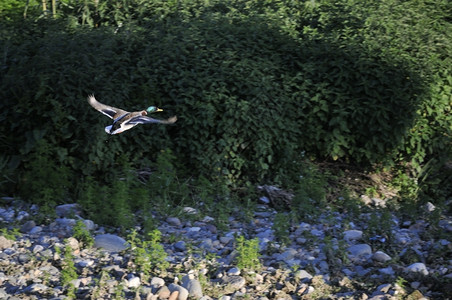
129;115;177;125
87;95;128;119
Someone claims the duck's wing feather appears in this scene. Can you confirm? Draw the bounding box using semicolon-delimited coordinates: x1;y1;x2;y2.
87;95;128;119
128;115;177;125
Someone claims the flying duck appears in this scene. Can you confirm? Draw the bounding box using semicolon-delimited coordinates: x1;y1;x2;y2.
87;95;177;134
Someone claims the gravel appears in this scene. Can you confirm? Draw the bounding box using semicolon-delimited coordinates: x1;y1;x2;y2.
0;197;451;299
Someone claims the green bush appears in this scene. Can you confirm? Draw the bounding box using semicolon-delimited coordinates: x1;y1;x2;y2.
0;0;450;207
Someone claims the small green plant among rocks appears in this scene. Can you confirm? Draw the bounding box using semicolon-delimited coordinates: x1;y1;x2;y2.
127;229;169;280
0;227;20;241
272;212;291;246
72;220;94;248
57;244;78;299
235;235;261;271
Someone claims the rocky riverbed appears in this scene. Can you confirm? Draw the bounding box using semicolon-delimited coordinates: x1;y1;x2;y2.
1;197;451;299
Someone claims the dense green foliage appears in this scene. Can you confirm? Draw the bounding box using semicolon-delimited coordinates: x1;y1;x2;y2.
0;1;450;212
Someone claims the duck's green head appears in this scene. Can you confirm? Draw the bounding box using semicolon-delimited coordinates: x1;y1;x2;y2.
146;106;163;113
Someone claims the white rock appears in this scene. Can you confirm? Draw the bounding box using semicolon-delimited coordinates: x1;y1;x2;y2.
183;207;198;215
127;276;141;288
259;196;270;204
77;259;94;268
32;244;44;253
66;237;80;251
202;216;215;223
425;202;435;212
371;197;386;207
187;227;201;232
372;251;392;262
405;263;429;275
94;234;128;252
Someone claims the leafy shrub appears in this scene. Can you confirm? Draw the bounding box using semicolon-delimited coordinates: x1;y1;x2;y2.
0;0;450;208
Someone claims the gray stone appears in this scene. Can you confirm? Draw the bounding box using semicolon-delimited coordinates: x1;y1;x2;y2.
187;226;201;232
294;270;313;282
199;238;214;251
344;230;363;241
379;266;395;275
174;240;187;252
55;204;81;217
0;207;14;222
82;219;96;231
182;275;203;298
167;217;182;227
276;248;298;261
94;234;128;252
55;218;77;227
348;244;372;258
40;249;53;258
157;286;171;298
372;251;392;262
227;267;241;276
40;265;60;276
24;283;48;294
29;226;43;234
310;229;323;237
220;236;234;245
21;220;36;233
259;196;270;204
405;263;429;276
221;276;246;293
0;236;13;250
16;211;29;221
168;283;189;300
18;253;31;264
0;287;7;299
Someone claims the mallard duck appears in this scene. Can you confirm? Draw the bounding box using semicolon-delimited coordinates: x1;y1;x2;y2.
87;95;177;134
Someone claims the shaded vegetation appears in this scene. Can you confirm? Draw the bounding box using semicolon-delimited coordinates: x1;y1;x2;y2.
0;0;451;222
